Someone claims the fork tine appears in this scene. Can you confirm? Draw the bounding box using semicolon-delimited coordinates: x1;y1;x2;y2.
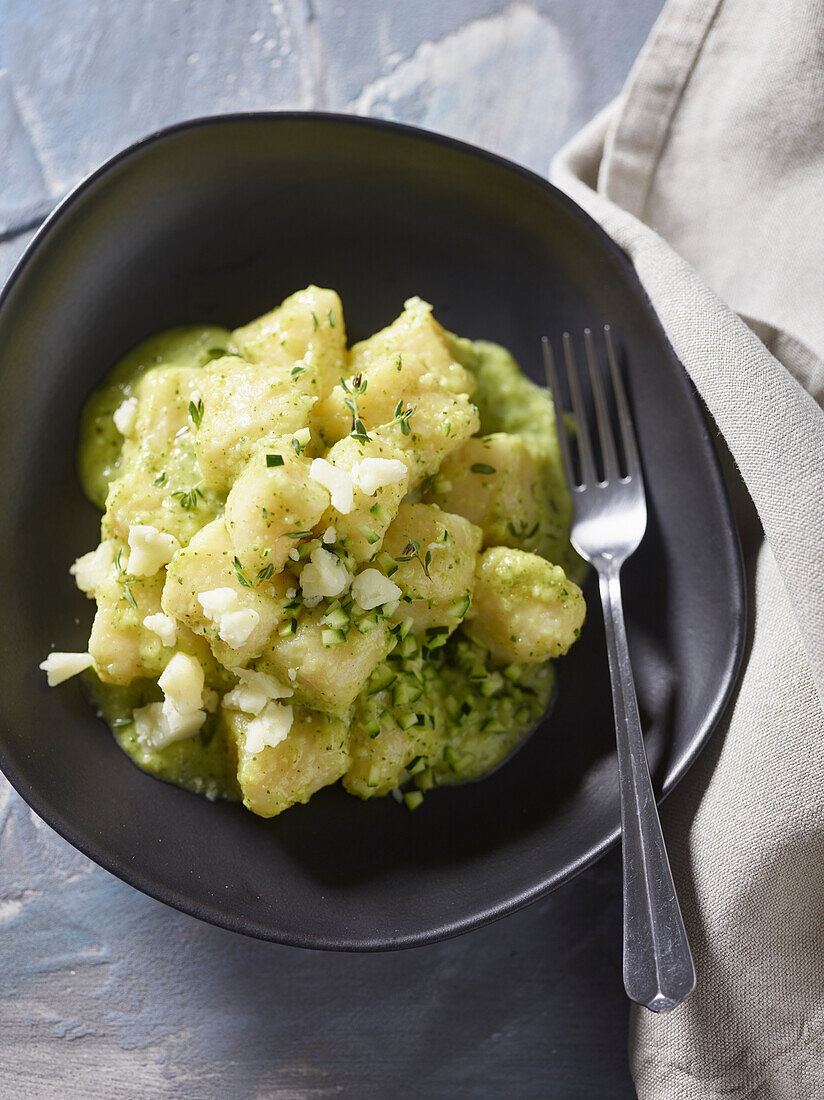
603;326;642;483
562;332;597;488
584;328;619;482
541;337;578;490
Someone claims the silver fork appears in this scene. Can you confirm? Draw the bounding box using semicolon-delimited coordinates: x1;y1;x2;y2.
542;326;695;1013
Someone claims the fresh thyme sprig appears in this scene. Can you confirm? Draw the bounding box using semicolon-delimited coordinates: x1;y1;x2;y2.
392;400;415;436
396;538;432;579
508;520;539;541
171;485;204;510
232;556;252;588
188;397;204;428
340;373;370;443
114;547;138;610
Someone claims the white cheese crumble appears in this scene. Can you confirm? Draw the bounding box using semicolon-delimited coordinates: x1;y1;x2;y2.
308;458;354;514
143;612;177;647
223;668;293;716
288;549;300;562
152;652;207;745
293;427;311;446
113;396;138;436
126;524;180;577
198;587;260;649
353;457;407;495
134;701;204;750
351;569;402;610
243;701;294;755
39;651;94;687
70;540;115;595
285;587;297;599
322;526;337;544
300;547;353;602
158;652;204;712
287;667;298;682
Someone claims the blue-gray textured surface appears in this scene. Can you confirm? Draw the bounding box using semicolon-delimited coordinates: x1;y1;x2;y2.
0;2;665;1096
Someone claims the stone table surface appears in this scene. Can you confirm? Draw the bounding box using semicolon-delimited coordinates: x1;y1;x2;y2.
0;2;665;1096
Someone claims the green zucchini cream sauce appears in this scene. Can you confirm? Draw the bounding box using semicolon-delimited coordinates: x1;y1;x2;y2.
79;322;577;806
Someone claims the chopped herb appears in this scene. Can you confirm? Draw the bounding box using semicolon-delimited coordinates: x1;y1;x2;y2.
395;354;402;371
121;583;137;611
285;530;311;539
255;564;275;583
207;346;226;357
232;556;252;588
188;397;204;428
290;364;306;379
291;437;302;455
327;308;335;328
153;471;168;487
266;453;284;468
471;463;496;475
311;311;318;331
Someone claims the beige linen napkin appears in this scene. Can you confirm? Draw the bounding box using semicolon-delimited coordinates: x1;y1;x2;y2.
551;0;824;1096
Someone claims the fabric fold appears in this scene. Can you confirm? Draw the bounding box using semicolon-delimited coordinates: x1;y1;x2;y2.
551;1;824;1096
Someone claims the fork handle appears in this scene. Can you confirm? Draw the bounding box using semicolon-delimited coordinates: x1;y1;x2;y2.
598;565;696;1013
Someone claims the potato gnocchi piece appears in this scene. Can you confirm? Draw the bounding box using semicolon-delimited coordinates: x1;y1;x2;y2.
426;433;548;553
161;517;293;669
193;358;317;491
349;296;475;398
225;707;350;818
315;434;410;561
316;340;477;447
464;547;585;664
232;286;346;401
343;712;435;799
382;503;482;639
102;364;221;546
224;439;329;576
78;325;234;510
89;569;214;685
385;392;479;484
255;605;394;716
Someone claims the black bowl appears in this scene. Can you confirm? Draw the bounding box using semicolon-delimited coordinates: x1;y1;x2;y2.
0;114;745;949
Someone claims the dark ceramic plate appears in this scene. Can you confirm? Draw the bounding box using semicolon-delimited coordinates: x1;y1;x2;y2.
0;114;745;949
